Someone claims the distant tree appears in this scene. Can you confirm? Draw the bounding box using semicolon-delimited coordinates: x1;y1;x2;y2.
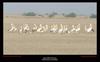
62;13;64;16
90;14;96;18
63;12;76;17
52;12;58;15
48;12;58;18
22;12;36;16
45;13;49;15
48;14;54;18
38;14;44;17
62;13;66;17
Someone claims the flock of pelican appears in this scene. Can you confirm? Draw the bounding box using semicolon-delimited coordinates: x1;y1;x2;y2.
8;23;94;34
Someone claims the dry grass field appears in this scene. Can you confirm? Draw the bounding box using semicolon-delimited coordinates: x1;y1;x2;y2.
3;16;97;55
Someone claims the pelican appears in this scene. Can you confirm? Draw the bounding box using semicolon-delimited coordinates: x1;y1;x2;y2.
75;24;80;32
63;25;70;33
23;24;30;33
37;24;44;32
58;24;64;33
32;24;38;32
54;24;58;32
43;24;49;32
50;24;58;33
19;25;23;33
85;24;94;32
49;24;54;32
70;24;76;33
8;23;17;32
70;24;80;33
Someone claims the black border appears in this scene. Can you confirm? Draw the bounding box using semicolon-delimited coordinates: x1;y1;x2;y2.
3;0;97;2
1;0;98;62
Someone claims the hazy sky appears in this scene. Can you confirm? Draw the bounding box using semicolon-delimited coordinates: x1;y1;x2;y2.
3;3;97;16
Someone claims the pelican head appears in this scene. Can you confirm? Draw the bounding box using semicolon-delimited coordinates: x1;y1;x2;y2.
72;25;75;28
11;23;14;26
90;24;92;27
39;24;42;27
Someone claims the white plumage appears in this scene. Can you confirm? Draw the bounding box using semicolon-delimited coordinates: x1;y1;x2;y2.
50;24;58;33
85;24;94;32
8;23;95;34
63;25;70;33
32;24;38;32
8;23;17;32
37;24;44;32
75;24;80;32
23;24;30;33
19;25;23;33
43;24;49;32
58;24;64;33
70;24;80;33
70;25;76;32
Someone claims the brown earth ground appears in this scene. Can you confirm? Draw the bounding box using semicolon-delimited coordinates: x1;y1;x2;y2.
3;16;97;55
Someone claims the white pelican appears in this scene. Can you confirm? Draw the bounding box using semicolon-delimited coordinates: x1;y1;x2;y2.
23;24;30;33
32;24;38;32
50;24;58;33
49;24;54;32
37;24;44;32
85;24;94;32
54;24;58;32
75;24;80;32
70;25;76;33
63;25;70;33
58;24;64;33
43;24;49;32
19;25;23;33
70;24;80;33
8;23;17;32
